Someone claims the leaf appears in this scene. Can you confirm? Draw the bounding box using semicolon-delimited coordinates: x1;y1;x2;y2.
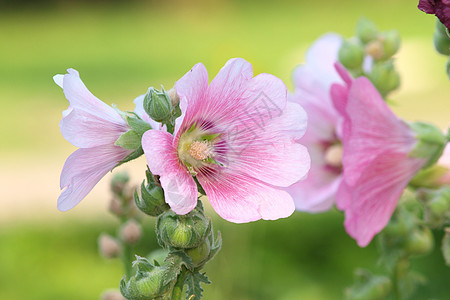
207;229;222;262
185;272;211;300
163;251;194;285
115;146;144;168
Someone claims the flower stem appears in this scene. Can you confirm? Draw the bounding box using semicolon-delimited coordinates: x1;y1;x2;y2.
171;267;188;300
392;258;405;300
121;242;133;278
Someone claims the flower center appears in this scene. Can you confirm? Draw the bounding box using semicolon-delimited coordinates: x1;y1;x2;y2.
325;144;343;168
188;140;213;161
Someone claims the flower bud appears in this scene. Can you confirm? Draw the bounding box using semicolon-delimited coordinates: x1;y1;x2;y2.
111;173;130;195
356;18;378;44
101;290;126;300
422;187;450;227
143;87;172;123
120;219;142;245
109;196;124;217
135;183;169;217
409;122;447;169
442;228;450;266
338;39;365;70
368;60;400;96
435;20;450;55
120;256;171;300
365;40;384;60
156;208;210;249
98;234;121;259
404;227;434;256
380;30;400;59
186;237;211;268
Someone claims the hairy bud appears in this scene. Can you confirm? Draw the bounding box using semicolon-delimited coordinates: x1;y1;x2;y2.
99;234;121;259
120;219;142;245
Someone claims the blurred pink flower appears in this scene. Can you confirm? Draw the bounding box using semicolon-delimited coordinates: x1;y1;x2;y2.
418;0;450;28
331;64;427;247
54;69;133;211
142;58;310;222
286;34;345;212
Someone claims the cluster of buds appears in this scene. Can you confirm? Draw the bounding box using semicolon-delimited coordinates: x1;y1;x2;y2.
109;173;140;220
120;201;221;300
338;18;401;97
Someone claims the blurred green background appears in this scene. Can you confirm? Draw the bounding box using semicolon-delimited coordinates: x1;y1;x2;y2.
0;0;449;299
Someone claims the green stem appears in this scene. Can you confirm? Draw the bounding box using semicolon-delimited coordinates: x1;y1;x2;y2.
121;242;133;278
392;258;407;300
171;267;188;300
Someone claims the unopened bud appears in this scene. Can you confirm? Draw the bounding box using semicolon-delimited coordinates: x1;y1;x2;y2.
101;290;126;300
368;60;400;96
109;196;124;217
143;87;172;123
405;227;434;256
409;121;447;169
120;256;171;300
98;234;121;259
356;18;378;44
186;237;211;268
380;30;400;59
120;219;142;245
338;39;364;70
156;208;210;249
111;173;130;195
135;183;169;217
435;20;450;55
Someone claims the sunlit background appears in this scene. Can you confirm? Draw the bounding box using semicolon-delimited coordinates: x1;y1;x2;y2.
0;0;449;299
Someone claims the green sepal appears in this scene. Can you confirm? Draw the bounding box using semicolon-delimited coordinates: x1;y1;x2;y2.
127;115;152;136
408;122;447;169
115;130;141;150
207;229;222;263
409;165;448;189
163;251;194;285
185;272;210;300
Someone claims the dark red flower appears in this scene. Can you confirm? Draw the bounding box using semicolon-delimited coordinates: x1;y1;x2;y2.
418;0;450;28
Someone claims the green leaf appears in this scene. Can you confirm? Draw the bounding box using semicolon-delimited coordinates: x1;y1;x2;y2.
185;272;210;300
116;146;144;168
115;130;141;150
163;251;194;285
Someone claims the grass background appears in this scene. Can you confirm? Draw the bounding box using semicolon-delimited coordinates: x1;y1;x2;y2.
0;0;449;299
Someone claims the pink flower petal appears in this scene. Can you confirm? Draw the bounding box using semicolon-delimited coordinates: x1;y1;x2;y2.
338;152;425;247
58;144;132;211
142;130;198;214
339;77;416;186
60;107;129;148
198;169;295;223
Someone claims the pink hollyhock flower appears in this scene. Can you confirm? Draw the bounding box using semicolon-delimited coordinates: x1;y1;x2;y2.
142;58;310;222
54;69;134;211
418;0;450;28
331;64;428;247
286;33;345;212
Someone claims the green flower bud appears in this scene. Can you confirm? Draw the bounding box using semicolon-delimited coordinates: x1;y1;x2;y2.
338;39;365;70
356;18;378;44
421;187;450;227
120;257;171;300
186;237;211;268
433;30;450;56
135;184;169;217
143;87;172;123
405;227;434;256
442;228;450;266
156;207;210;249
380;30;400;59
368;60;400;96
409;122;447;169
